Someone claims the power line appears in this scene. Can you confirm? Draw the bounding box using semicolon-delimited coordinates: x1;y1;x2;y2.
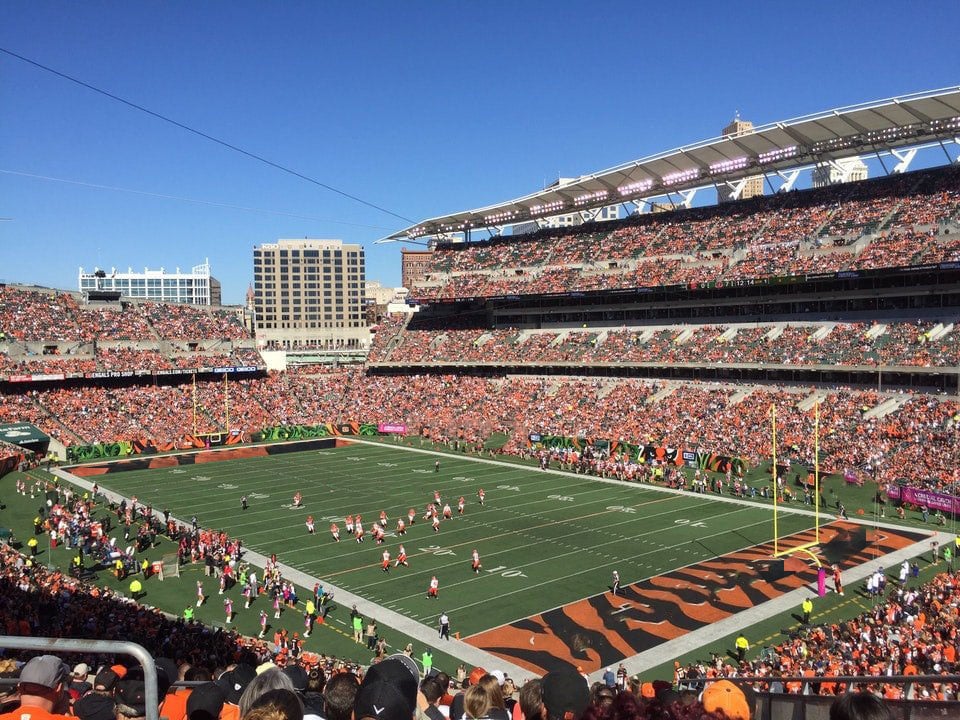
0;169;395;230
0;46;415;224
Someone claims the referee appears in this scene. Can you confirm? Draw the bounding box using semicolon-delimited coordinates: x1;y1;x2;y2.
439;611;450;640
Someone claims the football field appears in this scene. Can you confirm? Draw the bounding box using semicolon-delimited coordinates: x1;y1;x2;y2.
81;440;838;667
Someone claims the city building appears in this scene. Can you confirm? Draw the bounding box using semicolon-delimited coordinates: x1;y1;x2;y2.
78;260;221;305
718;117;764;201
401;248;434;291
252;238;368;350
812;156;870;187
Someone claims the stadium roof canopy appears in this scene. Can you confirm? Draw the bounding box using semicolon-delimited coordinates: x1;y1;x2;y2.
378;87;960;244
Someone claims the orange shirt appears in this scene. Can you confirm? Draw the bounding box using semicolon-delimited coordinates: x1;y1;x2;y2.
160;688;192;720
0;704;74;720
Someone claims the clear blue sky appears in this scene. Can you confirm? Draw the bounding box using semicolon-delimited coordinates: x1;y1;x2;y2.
2;2;958;304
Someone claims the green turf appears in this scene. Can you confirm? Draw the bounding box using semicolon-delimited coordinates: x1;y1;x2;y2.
1;439;949;677
79;442;816;636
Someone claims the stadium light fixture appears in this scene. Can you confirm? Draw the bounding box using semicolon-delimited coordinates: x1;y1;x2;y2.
662;168;700;186
709;156;749;174
930;116;960;132
758;146;798;164
573;190;609;207
617;179;654;196
530;200;565;216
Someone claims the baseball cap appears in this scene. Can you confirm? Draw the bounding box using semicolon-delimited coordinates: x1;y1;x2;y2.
354;655;419;720
94;669;119;692
116;679;148;717
489;670;505;685
217;663;256;705
468;667;487;686
74;692;117;720
19;655;69;689
701;680;751;720
542;668;589;720
187;682;227;720
73;663;91;680
283;665;309;692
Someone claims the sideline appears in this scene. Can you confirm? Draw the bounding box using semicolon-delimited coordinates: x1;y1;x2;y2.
50;466;530;680
52;439;947;684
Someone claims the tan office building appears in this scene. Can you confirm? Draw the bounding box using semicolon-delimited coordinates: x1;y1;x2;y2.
718;117;764;201
253;239;368;350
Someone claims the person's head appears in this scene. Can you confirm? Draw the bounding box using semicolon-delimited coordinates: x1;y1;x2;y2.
829;692;894;720
243;688;304;720
323;672;359;720
541;669;589;720
238;668;294;717
187;682;227;720
353;655;419;720
590;684;616;710
464;684;491;720
305;667;325;695
282;666;309;695
434;672;452;695
115;680;148;720
17;655;70;712
701;680;753;720
478;675;505;710
518;679;544;720
93;669;120;695
421;679;444;706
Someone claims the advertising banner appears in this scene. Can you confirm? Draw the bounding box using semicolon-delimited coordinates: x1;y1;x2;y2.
886;484;960;515
378;423;408;434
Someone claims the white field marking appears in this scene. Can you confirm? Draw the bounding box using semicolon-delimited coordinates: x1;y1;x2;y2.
346;502;761;595
344;437;822;520
293;493;726;570
236;474;677;547
459;513;781;637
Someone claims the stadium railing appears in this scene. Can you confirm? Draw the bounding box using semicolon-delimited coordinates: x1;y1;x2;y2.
0;635;160;720
687;675;960;720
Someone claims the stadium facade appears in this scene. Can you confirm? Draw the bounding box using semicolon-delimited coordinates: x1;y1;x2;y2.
78;260;221;305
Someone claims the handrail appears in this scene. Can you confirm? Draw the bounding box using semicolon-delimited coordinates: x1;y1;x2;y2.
0;636;159;720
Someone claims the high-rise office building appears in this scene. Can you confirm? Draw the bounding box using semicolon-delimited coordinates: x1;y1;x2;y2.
718;117;764;201
252;239;368;349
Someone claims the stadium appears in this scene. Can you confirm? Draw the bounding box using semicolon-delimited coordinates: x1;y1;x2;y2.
2;85;960;720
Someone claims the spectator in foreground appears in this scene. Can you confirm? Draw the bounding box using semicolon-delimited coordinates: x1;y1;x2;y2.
830;692;894;720
541;668;589;720
74;670;119;720
243;689;304;720
701;680;754;720
0;655;73;720
353;656;419;720
321;672;359;720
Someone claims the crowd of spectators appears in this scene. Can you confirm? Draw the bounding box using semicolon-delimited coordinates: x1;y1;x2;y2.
0;288;251;344
677;569;960;704
374;319;959;369
411;164;960;301
1;370;956;495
